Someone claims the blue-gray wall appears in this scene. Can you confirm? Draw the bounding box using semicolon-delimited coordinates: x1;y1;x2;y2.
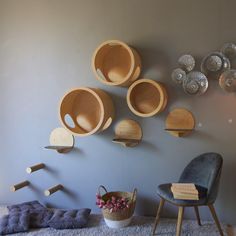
1;0;236;225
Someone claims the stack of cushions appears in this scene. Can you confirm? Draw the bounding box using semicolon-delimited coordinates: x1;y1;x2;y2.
0;201;91;235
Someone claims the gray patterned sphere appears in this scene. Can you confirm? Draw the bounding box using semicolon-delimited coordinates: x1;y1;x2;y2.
221;42;236;60
219;69;236;92
178;54;195;72
171;68;186;85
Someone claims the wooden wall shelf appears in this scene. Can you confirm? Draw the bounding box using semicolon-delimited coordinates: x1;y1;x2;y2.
45;127;74;153
165;108;195;137
44;184;63;196
127;78;168;117
59;87;115;136
92;40;141;87
113;119;142;147
26;163;45;174
10;181;30;192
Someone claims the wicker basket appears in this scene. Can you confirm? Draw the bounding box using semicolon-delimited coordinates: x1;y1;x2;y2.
98;185;137;228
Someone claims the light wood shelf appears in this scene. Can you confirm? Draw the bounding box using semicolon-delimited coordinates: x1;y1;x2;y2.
45;127;74;153
92;40;141;87
113;119;142;147
165;108;195;137
59;87;115;136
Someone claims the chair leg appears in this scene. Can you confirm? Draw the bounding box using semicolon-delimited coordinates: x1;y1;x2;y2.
176;206;184;236
152;198;165;235
194;206;201;226
208;204;224;236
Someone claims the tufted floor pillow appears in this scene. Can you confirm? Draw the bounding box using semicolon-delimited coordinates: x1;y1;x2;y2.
29;209;54;228
7;201;45;214
0;212;30;235
48;208;91;229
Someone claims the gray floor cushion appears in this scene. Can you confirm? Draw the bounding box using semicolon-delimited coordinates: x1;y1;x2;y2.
48;209;91;229
29;209;54;228
7;201;45;214
0;212;30;235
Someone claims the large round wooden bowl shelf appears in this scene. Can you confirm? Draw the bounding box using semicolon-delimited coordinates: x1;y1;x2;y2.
59;87;115;136
127;78;168;117
92;40;141;87
165;108;195;137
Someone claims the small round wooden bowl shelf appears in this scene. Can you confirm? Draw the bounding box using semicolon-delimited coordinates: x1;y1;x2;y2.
127;78;168;117
59;87;115;136
112;119;142;147
165;108;195;137
45;127;74;153
92;40;141;87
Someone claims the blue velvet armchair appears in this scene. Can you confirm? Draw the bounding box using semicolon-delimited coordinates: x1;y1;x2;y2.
152;152;224;236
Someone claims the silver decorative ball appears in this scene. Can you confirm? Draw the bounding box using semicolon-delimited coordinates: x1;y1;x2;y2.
178;54;195;72
171;68;186;85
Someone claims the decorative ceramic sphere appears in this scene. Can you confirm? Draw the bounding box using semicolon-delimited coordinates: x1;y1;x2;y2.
221;42;236;60
178;54;195;72
201;52;230;79
219;69;236;92
205;55;222;72
171;68;186;85
182;71;208;95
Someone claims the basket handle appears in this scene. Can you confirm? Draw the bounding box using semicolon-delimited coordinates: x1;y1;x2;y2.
131;188;137;202
98;185;108;196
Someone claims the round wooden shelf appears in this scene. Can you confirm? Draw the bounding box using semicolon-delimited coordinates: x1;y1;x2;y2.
59;88;115;136
113;119;142;147
92;40;141;87
165;108;195;137
127;78;168;117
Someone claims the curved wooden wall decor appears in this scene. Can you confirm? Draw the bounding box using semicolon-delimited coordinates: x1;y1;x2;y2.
112;119;142;147
44;184;63;196
26;163;45;174
59;88;115;136
165;108;195;137
92;40;141;87
127;78;168;117
45;127;74;153
10;181;30;192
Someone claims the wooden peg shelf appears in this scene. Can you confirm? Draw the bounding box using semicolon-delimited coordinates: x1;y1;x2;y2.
45;127;74;153
112;138;140;147
59;88;115;136
26;163;45;174
44;145;73;154
44;184;63;196
10;181;30;192
165;108;195;137
127;78;168;117
92;40;141;87
113;119;142;147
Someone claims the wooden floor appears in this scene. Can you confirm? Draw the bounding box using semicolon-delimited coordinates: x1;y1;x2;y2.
227;225;236;236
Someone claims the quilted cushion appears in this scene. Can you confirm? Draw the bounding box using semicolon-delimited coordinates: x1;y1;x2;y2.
7;201;45;213
48;208;91;229
29;209;54;228
0;212;30;235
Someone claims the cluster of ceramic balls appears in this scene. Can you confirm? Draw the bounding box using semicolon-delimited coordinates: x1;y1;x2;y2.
172;55;208;95
172;42;236;95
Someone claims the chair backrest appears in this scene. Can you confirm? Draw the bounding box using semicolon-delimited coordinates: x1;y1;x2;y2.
179;152;223;203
